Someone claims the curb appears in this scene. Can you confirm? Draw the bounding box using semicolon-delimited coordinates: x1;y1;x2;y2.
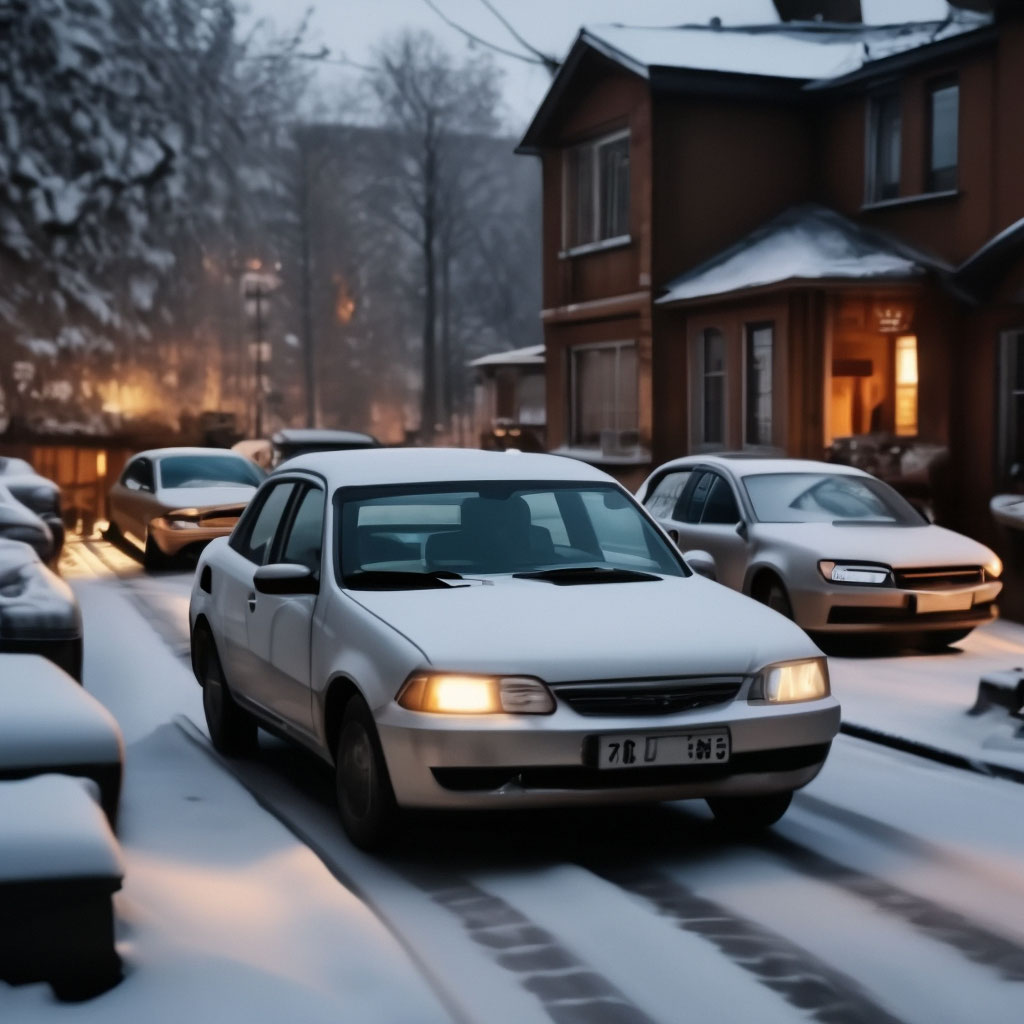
839;721;1024;786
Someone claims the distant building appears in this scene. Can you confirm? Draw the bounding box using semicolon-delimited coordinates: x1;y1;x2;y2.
469;344;546;451
516;3;1024;568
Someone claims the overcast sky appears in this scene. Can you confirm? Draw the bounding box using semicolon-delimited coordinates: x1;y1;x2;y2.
239;0;955;130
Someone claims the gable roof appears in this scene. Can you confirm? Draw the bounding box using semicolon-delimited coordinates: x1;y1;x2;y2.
656;204;947;306
518;10;991;153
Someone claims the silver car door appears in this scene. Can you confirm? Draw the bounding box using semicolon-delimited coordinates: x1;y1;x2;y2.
245;483;323;736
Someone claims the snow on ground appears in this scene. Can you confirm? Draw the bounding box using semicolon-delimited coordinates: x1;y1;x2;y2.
1;578;453;1022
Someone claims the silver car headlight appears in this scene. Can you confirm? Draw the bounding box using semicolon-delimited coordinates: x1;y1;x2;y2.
158;510;201;530
985;555;1003;580
818;561;891;585
396;672;555;715
750;658;830;704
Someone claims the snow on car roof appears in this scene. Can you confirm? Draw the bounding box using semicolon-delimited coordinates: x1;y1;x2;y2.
131;445;254;461
277;447;618;488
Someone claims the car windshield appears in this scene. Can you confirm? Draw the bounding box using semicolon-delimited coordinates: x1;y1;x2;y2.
336;481;686;584
158;454;265;490
743;472;923;525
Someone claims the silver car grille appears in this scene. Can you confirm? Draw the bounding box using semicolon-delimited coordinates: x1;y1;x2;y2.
550;676;743;716
893;566;984;589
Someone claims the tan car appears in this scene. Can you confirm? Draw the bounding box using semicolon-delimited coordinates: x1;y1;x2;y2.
637;454;1003;651
107;447;265;568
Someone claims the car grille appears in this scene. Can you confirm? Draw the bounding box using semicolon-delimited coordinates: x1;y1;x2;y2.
549;676;743;716
893;566;984;589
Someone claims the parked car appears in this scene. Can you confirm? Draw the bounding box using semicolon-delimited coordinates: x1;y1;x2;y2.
636;454;1003;650
189;448;839;850
0;485;56;564
270;428;380;466
107;447;265;568
0;456;65;557
0;538;83;679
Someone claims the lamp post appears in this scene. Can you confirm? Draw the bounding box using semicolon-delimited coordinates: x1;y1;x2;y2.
241;264;280;438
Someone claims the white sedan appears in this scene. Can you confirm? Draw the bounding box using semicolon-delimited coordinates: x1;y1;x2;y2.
189;448;839;849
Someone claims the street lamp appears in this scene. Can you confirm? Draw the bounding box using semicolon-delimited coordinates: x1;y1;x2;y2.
241;264;280;438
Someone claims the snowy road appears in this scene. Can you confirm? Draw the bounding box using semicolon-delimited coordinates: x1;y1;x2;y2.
38;537;1024;1022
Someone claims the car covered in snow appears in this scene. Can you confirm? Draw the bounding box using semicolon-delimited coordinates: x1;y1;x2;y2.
637;454;1003;650
0;456;65;558
107;447;265;568
189;448;839;849
0;484;57;564
0;538;83;679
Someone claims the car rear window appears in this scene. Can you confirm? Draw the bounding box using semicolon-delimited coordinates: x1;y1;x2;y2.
743;472;923;525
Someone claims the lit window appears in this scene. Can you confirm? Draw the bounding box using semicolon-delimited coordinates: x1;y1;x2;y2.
565;131;630;249
928;80;958;193
570;342;637;448
868;93;901;202
745;323;773;447
894;335;918;437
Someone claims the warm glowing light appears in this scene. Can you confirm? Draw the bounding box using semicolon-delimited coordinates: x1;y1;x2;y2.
894;335;918;436
431;676;500;713
96;451;107;476
895;335;918;385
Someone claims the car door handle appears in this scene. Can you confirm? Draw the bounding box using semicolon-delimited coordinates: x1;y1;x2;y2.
247;592;257;612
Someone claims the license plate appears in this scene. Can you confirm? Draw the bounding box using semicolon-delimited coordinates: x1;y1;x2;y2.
596;729;730;769
916;591;973;614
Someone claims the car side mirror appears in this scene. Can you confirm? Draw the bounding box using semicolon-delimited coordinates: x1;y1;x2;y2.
736;520;749;541
683;549;717;582
253;563;320;596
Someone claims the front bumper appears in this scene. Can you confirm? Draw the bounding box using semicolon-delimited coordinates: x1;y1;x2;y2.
375;696;840;810
790;579;1002;634
149;520;234;556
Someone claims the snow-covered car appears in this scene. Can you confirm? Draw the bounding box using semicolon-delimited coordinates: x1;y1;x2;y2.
637;454;1003;650
0;484;56;564
269;427;381;466
0;538;83;679
188;448;839;850
107;447;265;568
0;456;65;558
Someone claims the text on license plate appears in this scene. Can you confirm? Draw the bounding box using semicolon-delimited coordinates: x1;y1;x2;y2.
597;729;730;769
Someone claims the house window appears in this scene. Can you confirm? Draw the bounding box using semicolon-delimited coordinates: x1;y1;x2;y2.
868;93;901;202
927;80;959;193
998;331;1024;485
894;335;918;436
570;341;637;448
745;323;773;447
701;329;726;446
564;130;630;249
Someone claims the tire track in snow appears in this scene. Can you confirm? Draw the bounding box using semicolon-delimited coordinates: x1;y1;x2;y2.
586;863;907;1024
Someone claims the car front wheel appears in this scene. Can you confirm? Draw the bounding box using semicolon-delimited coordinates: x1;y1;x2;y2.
335;696;398;851
199;637;257;756
706;790;793;836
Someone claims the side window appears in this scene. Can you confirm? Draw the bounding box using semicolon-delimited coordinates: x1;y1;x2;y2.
281;487;325;574
684;472;713;524
644;470;692;521
237;483;296;565
701;475;740;525
122;458;154;492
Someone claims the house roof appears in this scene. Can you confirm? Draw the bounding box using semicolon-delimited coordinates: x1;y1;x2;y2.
468;344;545;368
518;10;991;153
656;204;945;306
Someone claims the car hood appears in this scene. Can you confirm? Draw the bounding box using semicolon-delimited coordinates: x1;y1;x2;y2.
348;574;819;681
153;485;257;513
752;522;997;568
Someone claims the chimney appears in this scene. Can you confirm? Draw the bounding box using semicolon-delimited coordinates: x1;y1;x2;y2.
773;0;863;22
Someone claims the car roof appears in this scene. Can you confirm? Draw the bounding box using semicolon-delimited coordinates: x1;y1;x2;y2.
271;428;379;446
652;453;869;479
274;447;618;488
129;446;253;461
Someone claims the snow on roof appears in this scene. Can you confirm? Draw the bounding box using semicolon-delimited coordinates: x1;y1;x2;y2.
657;204;934;305
580;10;991;84
468;344;545;368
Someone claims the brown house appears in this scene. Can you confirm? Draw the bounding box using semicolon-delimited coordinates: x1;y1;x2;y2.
516;3;1024;601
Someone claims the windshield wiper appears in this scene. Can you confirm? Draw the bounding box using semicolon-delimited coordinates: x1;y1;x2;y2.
344;569;465;590
512;566;661;585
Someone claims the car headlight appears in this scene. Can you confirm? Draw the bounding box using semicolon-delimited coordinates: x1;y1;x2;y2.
818;561;891;585
750;658;829;704
159;511;201;529
396;672;555;714
985;555;1003;580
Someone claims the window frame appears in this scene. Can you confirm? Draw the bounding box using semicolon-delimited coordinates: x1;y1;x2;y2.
997;329;1024;488
567;339;638;449
866;91;902;203
561;128;631;254
743;321;774;449
926;77;959;194
694;328;727;451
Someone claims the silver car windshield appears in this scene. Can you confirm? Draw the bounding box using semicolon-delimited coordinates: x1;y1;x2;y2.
158;455;265;489
743;472;924;525
336;482;686;582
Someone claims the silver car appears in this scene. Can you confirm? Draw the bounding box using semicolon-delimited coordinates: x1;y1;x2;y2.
189;448;839;850
108;447;265;568
637;455;1003;650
